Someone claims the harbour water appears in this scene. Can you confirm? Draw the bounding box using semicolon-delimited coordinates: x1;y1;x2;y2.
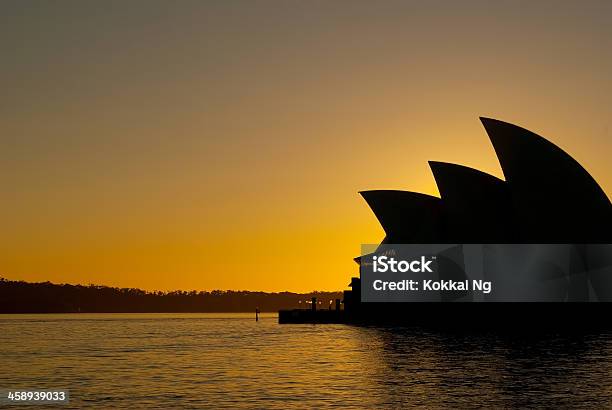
1;313;612;408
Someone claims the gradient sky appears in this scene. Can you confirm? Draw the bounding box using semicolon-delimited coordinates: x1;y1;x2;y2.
1;0;611;291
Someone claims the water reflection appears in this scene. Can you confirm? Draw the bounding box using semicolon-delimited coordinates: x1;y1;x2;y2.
0;314;611;408
357;326;612;407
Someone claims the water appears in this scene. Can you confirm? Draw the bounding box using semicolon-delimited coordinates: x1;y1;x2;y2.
1;313;612;408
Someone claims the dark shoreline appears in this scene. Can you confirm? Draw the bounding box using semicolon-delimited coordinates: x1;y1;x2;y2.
0;278;341;314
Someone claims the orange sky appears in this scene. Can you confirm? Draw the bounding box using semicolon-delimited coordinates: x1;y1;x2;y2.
1;1;611;291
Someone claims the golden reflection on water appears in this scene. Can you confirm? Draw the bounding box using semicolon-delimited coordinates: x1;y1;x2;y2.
1;314;611;408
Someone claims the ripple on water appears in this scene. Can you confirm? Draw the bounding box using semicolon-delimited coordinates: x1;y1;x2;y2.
1;313;612;408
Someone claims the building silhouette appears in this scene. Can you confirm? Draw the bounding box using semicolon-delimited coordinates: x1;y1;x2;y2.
347;117;612;311
280;117;612;327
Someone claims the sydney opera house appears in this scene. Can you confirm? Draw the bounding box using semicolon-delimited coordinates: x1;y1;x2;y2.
281;118;612;328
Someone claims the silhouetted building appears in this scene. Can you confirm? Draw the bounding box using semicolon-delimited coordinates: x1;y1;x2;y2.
280;117;612;327
349;117;612;306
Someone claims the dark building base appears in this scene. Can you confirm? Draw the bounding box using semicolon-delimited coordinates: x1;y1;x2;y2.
279;303;612;332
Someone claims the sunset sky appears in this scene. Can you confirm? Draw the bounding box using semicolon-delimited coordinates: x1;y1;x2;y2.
1;0;611;291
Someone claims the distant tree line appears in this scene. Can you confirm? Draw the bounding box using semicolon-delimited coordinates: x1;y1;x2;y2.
0;278;343;313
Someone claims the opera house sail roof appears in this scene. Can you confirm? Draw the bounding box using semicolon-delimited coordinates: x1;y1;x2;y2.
356;117;612;302
480;117;612;243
